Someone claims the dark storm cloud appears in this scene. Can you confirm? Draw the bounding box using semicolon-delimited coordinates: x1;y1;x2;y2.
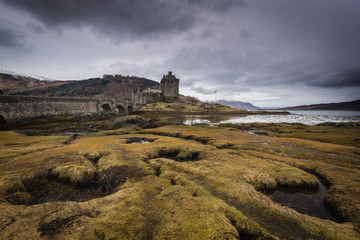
1;0;359;106
308;68;360;88
340;69;360;87
0;27;24;48
252;0;360;88
164;0;360;93
1;0;244;39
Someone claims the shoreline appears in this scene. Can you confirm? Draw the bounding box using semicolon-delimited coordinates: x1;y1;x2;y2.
136;110;290;115
272;108;360;111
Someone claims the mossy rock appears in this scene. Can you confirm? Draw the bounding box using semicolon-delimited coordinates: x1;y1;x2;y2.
111;115;150;129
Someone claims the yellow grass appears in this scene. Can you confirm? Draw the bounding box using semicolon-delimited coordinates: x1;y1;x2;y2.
0;124;359;239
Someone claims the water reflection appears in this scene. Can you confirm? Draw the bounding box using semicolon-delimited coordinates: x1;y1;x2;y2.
220;113;360;125
146;114;238;125
145;111;360;126
268;183;341;222
131;140;150;144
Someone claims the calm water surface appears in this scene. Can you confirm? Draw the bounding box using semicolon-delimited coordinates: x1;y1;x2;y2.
147;111;360;125
219;110;360;125
268;183;341;222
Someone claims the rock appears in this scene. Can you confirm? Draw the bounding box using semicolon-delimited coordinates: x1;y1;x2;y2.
75;113;115;122
111;115;150;129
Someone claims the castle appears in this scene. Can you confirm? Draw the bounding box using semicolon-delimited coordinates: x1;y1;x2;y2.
134;71;180;104
0;72;180;126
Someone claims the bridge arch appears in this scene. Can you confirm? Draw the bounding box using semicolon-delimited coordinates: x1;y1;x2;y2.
116;105;126;115
127;105;134;115
101;104;111;112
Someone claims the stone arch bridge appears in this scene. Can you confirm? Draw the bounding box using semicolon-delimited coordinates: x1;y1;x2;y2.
0;95;136;125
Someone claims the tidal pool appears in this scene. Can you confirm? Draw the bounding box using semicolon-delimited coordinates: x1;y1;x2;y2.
125;137;155;144
131;140;150;144
267;182;342;222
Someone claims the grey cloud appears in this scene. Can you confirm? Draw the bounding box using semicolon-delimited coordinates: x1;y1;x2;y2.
185;30;214;41
340;69;360;88
1;0;360;106
27;22;45;34
1;0;244;39
239;29;251;38
166;45;290;88
191;86;215;95
165;0;360;91
180;78;197;87
0;27;24;48
308;68;360;88
187;0;246;12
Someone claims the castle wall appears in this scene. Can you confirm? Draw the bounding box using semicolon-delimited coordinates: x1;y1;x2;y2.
138;91;162;104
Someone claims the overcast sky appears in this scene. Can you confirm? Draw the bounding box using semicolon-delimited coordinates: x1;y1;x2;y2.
0;0;359;107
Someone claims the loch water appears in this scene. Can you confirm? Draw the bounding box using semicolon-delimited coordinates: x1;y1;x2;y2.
220;110;360;125
147;110;360;125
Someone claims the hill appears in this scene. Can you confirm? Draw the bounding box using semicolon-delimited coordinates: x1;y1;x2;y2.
282;99;360;111
0;73;69;94
217;100;260;110
0;73;159;101
137;96;248;114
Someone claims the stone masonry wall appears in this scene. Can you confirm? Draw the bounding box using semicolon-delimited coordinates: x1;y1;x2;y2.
138;91;162;104
0;95;134;124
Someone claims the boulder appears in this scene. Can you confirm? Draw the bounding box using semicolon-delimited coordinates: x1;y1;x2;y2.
111;115;149;129
75;113;115;122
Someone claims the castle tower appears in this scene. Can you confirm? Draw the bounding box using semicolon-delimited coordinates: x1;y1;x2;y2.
160;71;179;98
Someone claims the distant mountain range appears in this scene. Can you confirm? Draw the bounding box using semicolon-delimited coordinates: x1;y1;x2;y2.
217;100;260;110
0;73;159;101
281;99;360;111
